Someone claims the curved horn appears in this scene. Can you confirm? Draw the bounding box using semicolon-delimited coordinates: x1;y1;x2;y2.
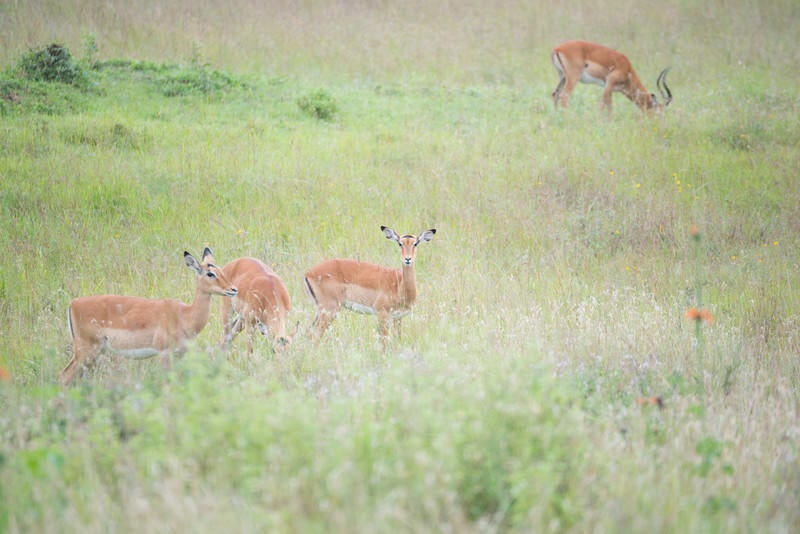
656;68;672;107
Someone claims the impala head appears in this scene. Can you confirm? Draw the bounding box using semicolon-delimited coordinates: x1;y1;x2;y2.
272;321;299;353
184;248;238;297
381;226;437;266
650;67;672;111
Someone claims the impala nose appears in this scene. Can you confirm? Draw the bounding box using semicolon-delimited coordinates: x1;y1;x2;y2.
227;286;238;296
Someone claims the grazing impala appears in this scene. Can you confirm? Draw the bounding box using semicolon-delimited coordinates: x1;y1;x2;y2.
551;40;672;118
220;257;296;354
60;248;237;385
304;226;437;349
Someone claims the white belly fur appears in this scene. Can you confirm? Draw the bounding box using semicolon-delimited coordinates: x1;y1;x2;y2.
343;301;411;319
100;336;162;360
580;72;606;86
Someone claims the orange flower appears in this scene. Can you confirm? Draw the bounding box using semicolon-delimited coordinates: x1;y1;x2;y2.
685;308;714;324
0;367;9;382
690;225;700;240
636;396;664;409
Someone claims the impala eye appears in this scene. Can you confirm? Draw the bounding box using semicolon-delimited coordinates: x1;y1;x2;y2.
206;271;216;278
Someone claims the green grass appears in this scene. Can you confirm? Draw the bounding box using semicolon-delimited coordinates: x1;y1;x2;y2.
1;1;800;532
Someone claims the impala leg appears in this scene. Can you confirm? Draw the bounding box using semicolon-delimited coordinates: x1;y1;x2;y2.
226;314;245;347
601;71;627;119
309;306;338;343
221;297;236;349
552;51;574;110
552;75;566;109
59;341;98;385
393;317;402;341
245;319;256;355
377;313;391;351
559;75;581;109
600;84;614;119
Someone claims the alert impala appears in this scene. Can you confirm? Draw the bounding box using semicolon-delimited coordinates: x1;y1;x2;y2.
551;40;671;118
220;257;296;354
304;226;437;349
60;248;237;385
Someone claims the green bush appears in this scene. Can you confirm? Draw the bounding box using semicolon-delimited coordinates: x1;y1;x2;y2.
15;44;88;88
297;89;338;121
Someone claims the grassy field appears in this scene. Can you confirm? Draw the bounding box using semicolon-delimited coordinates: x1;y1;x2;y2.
1;0;799;532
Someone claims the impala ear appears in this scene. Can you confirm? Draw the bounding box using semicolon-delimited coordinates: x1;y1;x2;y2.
417;229;437;244
184;251;203;274
202;247;215;263
381;226;401;242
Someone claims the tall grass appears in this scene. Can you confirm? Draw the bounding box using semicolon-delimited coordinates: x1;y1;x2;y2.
1;1;800;532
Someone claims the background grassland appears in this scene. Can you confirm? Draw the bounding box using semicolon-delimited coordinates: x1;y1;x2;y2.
1;0;799;532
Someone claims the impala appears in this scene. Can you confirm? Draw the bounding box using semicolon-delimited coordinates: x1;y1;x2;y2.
220;257;296;354
60;248;237;385
551;40;672;118
304;226;437;349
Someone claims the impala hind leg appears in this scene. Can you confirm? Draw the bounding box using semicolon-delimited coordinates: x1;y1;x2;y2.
309;307;338;343
245;318;259;355
552;75;566;109
304;276;341;343
556;75;581;109
59;341;99;385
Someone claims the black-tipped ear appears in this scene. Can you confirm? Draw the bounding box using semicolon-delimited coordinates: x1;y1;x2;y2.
202;247;213;260
184;252;202;274
382;226;400;242
416;229;437;244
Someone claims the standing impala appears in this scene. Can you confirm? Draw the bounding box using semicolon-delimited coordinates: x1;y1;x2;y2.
304;226;437;349
551;40;672;118
220;257;296;355
60;248;237;385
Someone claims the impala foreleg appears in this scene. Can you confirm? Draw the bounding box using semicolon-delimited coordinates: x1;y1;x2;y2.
221;296;235;349
601;84;615;118
376;313;392;350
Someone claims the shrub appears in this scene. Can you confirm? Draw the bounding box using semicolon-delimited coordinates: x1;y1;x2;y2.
297;89;338;121
15;44;89;88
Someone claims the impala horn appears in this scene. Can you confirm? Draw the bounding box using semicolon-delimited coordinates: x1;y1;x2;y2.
656;68;672;107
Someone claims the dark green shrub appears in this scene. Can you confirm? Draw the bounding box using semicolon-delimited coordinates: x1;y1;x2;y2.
16;44;89;88
159;67;243;97
297;89;338;121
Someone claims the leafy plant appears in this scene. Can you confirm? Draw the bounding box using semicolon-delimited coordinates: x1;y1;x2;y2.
297;89;338;121
15;44;89;88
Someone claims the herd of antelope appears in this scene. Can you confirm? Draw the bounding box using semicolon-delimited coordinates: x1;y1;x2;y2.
60;227;437;385
60;41;673;385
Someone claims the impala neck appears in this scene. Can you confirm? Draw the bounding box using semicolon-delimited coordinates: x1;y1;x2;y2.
624;74;654;111
183;279;214;337
399;263;417;306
